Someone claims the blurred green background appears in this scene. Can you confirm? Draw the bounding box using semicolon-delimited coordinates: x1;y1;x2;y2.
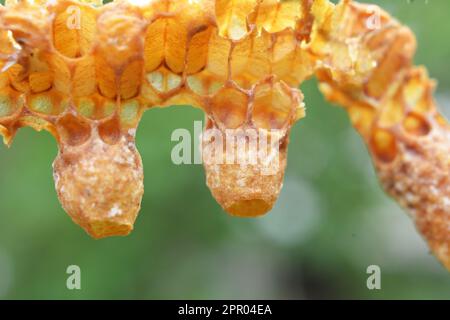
0;0;449;299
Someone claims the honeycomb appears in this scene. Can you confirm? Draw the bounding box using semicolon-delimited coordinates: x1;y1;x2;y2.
315;1;450;270
0;0;448;269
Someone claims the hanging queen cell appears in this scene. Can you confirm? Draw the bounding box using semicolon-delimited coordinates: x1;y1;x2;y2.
0;0;449;270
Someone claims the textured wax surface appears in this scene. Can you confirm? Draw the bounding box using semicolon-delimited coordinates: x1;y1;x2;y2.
0;0;449;270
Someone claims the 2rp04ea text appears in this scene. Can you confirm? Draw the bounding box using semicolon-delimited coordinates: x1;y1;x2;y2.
178;304;272;318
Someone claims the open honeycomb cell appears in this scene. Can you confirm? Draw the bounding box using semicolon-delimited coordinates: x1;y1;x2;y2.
0;0;449;270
